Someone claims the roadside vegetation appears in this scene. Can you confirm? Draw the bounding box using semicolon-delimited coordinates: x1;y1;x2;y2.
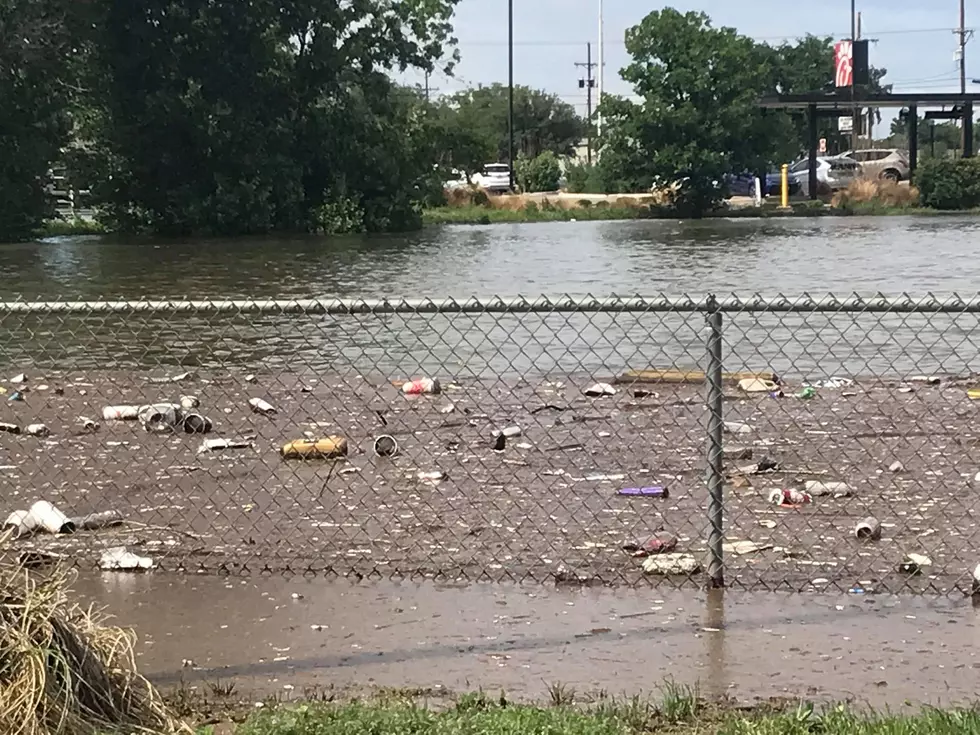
8;2;978;242
179;685;980;735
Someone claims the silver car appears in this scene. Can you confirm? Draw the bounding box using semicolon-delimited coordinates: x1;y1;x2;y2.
788;156;861;197
841;148;910;182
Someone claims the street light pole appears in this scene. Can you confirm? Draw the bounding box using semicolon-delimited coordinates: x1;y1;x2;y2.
508;0;515;189
850;0;859;153
597;0;604;155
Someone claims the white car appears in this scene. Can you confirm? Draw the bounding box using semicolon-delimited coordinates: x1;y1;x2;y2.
472;163;512;194
788;156;861;197
444;168;471;190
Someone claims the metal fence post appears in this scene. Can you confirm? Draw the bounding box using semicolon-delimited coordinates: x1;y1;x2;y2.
705;294;725;588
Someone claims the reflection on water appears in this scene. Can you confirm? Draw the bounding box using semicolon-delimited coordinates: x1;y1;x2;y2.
1;216;979;378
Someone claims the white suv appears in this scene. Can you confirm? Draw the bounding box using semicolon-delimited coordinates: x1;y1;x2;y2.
472;163;512;194
841;149;911;182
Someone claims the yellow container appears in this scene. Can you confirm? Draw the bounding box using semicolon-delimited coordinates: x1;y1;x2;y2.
969;389;980;401
280;436;348;459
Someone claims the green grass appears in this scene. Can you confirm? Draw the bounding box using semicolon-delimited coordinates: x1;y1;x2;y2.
37;217;106;237
422;205;654;225
213;686;980;735
421;199;930;226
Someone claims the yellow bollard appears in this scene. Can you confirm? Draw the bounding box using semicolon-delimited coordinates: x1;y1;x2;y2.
780;163;789;209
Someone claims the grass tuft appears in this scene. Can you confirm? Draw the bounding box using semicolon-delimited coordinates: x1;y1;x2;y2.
220;692;980;735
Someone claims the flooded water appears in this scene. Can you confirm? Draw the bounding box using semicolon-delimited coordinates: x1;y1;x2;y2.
19;219;980;706
73;574;980;708
12;216;980;298
4;216;980;380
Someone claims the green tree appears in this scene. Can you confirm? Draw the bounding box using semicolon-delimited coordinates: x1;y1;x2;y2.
516;151;562;192
599;9;782;214
0;0;76;241
437;85;585;172
78;0;460;235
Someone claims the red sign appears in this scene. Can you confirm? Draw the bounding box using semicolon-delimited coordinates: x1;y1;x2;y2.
835;41;853;87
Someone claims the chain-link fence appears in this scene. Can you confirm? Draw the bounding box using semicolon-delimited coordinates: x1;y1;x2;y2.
1;294;979;594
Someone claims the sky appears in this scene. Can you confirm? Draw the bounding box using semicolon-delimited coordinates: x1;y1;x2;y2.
404;0;972;123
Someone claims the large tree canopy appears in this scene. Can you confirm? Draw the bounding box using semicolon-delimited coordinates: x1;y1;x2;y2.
0;0;77;241
598;9;782;213
596;8;892;213
75;0;461;235
432;84;586;173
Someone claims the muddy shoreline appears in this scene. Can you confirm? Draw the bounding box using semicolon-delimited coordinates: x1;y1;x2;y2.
2;369;978;594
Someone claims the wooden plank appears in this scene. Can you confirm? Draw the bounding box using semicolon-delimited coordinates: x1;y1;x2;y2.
615;369;778;385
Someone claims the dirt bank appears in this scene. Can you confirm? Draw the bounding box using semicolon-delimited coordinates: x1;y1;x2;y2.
1;369;977;594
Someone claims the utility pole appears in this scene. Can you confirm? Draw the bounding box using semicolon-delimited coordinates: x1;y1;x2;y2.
507;0;515;189
576;43;597;164
597;0;604;157
957;0;973;151
419;72;439;103
960;0;969;94
850;1;859;153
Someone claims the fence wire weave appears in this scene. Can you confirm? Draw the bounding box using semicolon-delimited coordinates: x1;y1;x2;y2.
0;293;978;595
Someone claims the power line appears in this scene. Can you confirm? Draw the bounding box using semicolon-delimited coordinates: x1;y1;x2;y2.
455;28;971;48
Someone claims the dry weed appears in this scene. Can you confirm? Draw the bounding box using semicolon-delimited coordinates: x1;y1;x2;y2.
0;534;189;734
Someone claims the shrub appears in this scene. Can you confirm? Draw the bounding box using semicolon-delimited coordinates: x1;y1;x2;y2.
445;186;490;208
565;161;624;194
831;179;919;210
516;151;562;193
916;157;980;210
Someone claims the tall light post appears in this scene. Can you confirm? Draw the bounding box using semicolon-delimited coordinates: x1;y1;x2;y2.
850;0;859;153
507;0;515;189
597;0;604;155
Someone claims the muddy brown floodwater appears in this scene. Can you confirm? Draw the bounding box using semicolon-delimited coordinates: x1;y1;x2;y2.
71;575;980;709
3;369;980;595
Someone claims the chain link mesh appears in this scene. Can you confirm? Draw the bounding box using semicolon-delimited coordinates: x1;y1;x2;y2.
0;294;976;594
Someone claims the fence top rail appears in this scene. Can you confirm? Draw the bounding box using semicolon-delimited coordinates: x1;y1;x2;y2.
0;294;979;314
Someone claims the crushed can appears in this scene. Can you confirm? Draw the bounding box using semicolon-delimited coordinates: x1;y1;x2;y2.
768;488;812;507
181;413;212;434
25;423;49;437
138;403;182;432
373;435;398;457
179;395;201;410
103;405;140;420
249;397;277;415
402;377;441;395
622;532;678;557
0;423;21;434
854;517;882;541
280;436;348;459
